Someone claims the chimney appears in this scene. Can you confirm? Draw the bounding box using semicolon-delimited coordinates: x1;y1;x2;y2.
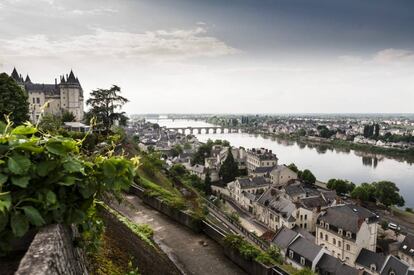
55;78;57;85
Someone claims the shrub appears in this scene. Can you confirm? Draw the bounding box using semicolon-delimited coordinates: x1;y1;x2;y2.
0;122;137;254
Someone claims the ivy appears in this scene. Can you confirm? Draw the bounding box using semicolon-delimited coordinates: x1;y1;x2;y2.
0;122;138;254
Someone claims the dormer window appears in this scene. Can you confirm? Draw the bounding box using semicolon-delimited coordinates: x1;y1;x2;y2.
320;220;324;226
370;264;377;271
289;250;294;259
300;257;305;265
346;231;352;238
325;223;329;230
389;271;396;275
338;229;343;235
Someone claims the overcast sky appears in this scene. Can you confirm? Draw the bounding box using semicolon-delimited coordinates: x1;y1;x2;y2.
1;0;414;114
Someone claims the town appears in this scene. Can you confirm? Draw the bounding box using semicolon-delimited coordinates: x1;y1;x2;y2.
129;117;414;274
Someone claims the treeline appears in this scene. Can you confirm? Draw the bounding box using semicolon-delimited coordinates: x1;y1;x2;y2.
326;179;405;207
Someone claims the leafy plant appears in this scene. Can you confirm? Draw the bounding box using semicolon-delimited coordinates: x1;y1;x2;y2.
0;121;137;254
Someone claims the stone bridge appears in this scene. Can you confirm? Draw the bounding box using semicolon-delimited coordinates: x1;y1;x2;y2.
166;126;240;134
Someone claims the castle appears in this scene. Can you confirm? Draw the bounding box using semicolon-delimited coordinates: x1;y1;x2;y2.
10;68;84;123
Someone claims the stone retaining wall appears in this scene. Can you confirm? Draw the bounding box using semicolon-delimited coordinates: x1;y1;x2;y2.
99;206;182;275
15;224;88;275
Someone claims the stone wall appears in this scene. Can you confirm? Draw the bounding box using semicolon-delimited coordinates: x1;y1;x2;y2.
99;206;182;275
15;224;88;275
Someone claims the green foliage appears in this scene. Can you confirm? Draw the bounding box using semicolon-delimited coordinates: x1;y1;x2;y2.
373;181;405;207
171;144;183;158
293;268;316;275
223;234;277;266
219;149;239;183
0;122;137;254
204;169;212;194
300;169;316;184
61;110;76;122
38;113;63;133
351;183;376;202
0;73;29;125
406;208;413;213
169;164;187;177
85;85;129;132
287;163;299;173
140;152;164;177
266;245;283;264
380;220;388;230
327;179;355;195
227;211;241;224
351;181;405;207
191;140;213;165
136;176;185;210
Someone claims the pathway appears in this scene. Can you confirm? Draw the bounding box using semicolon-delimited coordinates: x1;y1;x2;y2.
111;195;247;275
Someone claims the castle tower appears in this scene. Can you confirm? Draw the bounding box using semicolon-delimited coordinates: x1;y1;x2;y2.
59;70;84;121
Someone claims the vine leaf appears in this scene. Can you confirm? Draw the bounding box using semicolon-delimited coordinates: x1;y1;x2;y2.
11;212;29;237
0;173;8;185
22;206;45;227
11;125;38;135
7;154;31;175
11;176;30;188
0;192;11;212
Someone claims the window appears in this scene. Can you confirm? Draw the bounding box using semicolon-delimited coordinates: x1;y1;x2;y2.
289;250;294;259
389;271;395;275
320;232;323;239
304;215;307;220
32;98;35;103
333;238;336;245
325;223;329;230
325;234;328;241
338;241;341;247
338;229;343;235
346;244;350;251
346;231;352;238
36;98;40;104
304;223;307;229
320;220;324;226
370;264;377;271
300;257;305;265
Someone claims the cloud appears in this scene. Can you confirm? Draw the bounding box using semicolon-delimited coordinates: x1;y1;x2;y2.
339;48;414;65
0;27;240;62
373;48;414;63
70;8;118;16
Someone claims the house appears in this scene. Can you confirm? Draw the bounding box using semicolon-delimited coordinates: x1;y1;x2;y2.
355;248;386;274
246;148;278;173
380;256;411;275
398;234;414;267
188;164;206;180
270;165;298;186
272;227;301;255
227;177;269;210
316;204;379;265
286;236;326;271
316;253;361;275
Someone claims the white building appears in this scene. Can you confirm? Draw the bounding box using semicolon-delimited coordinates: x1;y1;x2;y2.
246;148;278;173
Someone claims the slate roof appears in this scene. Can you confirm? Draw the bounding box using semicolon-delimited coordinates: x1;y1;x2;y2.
237;177;268;189
242;191;257;201
284;182;320;198
257;188;296;220
317;254;360;275
355;248;386;271
271;227;298;249
253;166;275;174
380;256;409;275
399;234;414;257
288;236;322;262
300;195;328;209
318;204;378;234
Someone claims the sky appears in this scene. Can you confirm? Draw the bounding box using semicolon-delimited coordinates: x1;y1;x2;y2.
0;0;414;114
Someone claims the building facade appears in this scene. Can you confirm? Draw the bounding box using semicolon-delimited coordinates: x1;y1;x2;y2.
11;68;84;123
246;148;278;173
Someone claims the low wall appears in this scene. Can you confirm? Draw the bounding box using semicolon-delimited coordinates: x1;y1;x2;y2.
15;224;88;275
99;206;181;275
129;185;203;232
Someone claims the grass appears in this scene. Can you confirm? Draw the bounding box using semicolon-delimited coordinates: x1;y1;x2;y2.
391;206;414;225
136;173;186;210
101;204;155;247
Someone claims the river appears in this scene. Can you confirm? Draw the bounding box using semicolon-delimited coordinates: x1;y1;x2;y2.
148;119;414;207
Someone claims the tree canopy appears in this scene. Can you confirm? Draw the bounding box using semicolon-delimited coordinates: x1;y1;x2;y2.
300;169;316;184
85;85;129;132
351;181;404;207
219;149;239;183
327;179;355;195
0;73;29;125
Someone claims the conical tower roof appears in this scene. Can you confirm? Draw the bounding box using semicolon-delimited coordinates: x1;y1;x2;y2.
25;74;31;83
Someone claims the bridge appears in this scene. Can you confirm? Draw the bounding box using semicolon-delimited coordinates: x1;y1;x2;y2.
166;126;240;134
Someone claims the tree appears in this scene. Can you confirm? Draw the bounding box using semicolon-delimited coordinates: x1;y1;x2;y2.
191;140;213;165
0;73;29;125
373;181;405;207
351;183;376;202
204;168;212;194
170;164;187;177
219;149;239;183
300;169;316;184
38;113;62;133
171;144;183;158
327;179;355;195
287;163;299;173
85;85;129;132
61;110;76;122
